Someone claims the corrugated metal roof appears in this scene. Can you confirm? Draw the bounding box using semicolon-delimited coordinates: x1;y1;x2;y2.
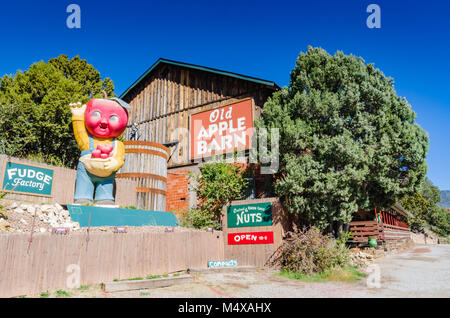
120;58;279;99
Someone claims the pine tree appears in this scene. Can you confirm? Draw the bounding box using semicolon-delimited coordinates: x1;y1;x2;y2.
256;47;429;230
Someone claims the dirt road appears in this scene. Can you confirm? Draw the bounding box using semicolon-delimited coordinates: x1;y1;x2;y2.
34;244;448;298
105;244;449;298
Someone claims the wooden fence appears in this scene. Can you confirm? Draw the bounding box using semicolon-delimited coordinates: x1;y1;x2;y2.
0;230;224;297
349;220;411;243
381;224;412;240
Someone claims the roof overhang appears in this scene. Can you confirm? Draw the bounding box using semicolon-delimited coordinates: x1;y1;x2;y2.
392;203;413;218
120;58;279;99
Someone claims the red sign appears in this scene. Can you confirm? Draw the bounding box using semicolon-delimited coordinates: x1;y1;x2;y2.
190;99;253;159
228;231;274;245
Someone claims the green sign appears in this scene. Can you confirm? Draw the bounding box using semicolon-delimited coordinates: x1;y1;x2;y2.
2;162;54;196
227;202;272;228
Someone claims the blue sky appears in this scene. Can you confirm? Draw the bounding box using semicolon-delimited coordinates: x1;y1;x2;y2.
0;0;449;190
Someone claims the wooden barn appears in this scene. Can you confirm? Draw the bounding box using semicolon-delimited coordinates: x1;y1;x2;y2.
119;58;279;212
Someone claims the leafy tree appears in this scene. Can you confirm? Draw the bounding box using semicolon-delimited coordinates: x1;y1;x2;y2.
185;161;248;230
0;55;115;167
427;205;450;236
400;193;429;233
418;177;441;205
401;178;450;236
256;47;429;231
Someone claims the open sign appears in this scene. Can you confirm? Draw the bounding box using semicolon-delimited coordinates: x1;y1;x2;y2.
228;231;274;245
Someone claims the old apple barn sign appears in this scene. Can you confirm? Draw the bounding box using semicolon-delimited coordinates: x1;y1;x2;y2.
190;98;253;159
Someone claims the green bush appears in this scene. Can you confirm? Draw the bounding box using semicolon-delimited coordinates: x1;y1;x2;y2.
55;290;70;297
271;227;350;276
182;208;221;230
184;161;248;230
0;190;9;219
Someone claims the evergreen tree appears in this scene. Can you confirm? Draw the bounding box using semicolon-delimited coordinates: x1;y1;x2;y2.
401;178;450;236
256;47;429;230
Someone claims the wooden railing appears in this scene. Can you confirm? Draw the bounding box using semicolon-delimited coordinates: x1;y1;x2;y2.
349;221;411;243
380;223;411;240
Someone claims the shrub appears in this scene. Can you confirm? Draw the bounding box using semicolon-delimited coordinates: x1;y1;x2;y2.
184;161;248;230
55;290;70;297
0;190;9;219
182;208;221;230
269;227;350;275
40;291;50;298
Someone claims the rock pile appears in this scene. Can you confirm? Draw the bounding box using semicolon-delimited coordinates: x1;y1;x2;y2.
0;202;80;233
349;249;375;267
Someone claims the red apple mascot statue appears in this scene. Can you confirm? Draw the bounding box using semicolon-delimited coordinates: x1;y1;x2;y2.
69;93;130;205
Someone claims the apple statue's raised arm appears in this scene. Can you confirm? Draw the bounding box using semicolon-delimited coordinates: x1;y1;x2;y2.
69;97;130;205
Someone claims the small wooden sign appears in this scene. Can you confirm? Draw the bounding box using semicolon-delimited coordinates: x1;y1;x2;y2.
228;231;274;245
113;227;127;233
207;259;238;268
53;228;69;235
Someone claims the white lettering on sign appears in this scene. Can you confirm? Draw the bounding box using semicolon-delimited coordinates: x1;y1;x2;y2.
208;259;238;268
234;234;258;243
209;107;233;123
191;99;253;159
236;213;263;226
6;167;53;191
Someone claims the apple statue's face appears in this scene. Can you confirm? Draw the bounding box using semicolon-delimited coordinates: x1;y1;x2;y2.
84;99;128;138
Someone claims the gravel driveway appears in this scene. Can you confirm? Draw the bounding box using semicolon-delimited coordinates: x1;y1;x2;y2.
106;244;450;298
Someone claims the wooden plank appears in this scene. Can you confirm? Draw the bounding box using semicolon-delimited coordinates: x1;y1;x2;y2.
102;275;194;292
349;221;378;226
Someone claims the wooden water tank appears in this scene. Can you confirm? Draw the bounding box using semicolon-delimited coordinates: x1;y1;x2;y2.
116;141;168;211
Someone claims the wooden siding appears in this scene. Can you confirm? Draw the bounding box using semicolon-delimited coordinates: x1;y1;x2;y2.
122;64;275;168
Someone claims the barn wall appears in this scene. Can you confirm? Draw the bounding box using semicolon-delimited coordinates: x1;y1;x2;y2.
122;64;274;168
122;64;276;213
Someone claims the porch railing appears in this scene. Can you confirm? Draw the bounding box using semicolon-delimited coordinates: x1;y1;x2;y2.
348;220;411;243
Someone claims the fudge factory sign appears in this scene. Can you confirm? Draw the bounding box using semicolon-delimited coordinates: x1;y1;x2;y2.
1;161;54;196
